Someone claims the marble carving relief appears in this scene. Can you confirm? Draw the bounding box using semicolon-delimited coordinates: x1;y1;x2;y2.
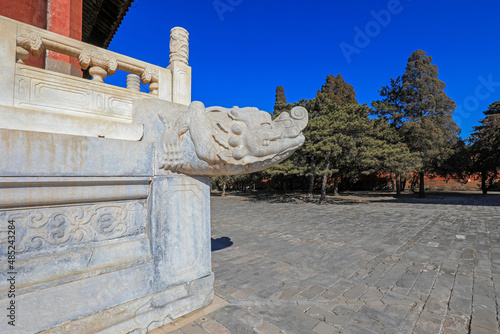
157;101;308;175
0;201;146;255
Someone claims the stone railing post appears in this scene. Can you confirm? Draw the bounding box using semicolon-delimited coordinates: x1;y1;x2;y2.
168;27;191;105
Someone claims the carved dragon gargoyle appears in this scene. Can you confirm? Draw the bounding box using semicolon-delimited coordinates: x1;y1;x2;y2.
158;101;308;175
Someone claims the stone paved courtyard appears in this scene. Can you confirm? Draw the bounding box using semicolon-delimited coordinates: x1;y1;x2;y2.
163;192;500;334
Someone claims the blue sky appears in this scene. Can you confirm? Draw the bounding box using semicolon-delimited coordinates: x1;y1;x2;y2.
108;0;500;139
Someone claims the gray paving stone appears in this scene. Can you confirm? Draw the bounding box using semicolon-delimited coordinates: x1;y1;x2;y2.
208;308;256;333
322;281;353;300
341;322;377;334
471;324;497;334
254;321;283;334
300;285;327;299
226;306;264;328
343;283;369;300
280;306;321;330
201;319;231;334
471;308;499;332
358;305;404;328
181;323;207;334
312;321;339;334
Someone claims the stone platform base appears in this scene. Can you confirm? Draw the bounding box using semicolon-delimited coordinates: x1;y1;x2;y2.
41;273;214;334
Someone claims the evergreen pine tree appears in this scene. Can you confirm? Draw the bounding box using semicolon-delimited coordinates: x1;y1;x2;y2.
371;76;405;128
469;101;500;194
273;85;287;118
303;74;359;201
371;119;422;195
317;74;357;107
373;50;460;197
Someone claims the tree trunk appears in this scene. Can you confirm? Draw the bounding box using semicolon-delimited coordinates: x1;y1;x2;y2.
419;171;425;198
222;181;227;197
401;178;407;191
389;172;395;191
410;175;417;192
396;172;401;196
308;173;315;199
333;175;339;196
320;163;330;203
320;173;328;203
481;173;488;195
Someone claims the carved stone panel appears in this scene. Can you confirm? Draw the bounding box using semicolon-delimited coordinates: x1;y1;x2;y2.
13;65;153;122
164;184;203;271
0;200;147;256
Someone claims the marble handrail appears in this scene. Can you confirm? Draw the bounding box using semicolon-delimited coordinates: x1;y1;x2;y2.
15;20;166;94
1;15;191;105
0;15;192;139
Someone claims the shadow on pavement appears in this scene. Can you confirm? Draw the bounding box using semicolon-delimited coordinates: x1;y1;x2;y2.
211;237;233;251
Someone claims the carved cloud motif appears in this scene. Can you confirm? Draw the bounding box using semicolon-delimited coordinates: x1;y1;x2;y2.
79;48;118;73
17;29;44;58
0;202;145;255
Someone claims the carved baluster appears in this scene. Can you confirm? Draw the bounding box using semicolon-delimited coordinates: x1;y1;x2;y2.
16;29;44;63
78;48;117;82
126;74;141;92
169;27;189;65
141;66;159;95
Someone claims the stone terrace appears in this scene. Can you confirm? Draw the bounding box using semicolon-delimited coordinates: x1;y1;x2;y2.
154;192;500;334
